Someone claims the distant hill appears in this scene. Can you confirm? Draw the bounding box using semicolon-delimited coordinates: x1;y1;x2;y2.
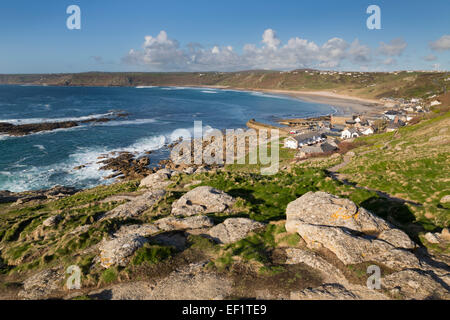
0;70;448;100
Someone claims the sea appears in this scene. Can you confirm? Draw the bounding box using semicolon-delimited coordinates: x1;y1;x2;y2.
0;85;334;192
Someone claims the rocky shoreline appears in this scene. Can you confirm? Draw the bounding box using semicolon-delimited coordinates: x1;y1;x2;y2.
0;185;78;205
0;111;129;136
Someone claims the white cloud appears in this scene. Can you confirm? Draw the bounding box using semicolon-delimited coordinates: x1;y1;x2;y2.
123;29;402;71
318;38;349;68
261;29;281;49
123;31;187;69
379;38;407;56
348;39;371;63
423;54;437;61
430;35;450;51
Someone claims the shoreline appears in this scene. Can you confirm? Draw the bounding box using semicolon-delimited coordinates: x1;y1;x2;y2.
165;84;386;117
257;89;385;117
0;85;386;195
2;83;385;117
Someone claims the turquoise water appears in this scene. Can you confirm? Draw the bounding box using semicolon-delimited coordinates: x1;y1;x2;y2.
0;85;333;192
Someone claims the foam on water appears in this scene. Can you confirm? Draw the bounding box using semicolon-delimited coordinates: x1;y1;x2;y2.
94;118;157;127
0;146;115;192
124;135;167;155
33;144;46;151
249;91;298;101
0;112;116;125
0;85;335;192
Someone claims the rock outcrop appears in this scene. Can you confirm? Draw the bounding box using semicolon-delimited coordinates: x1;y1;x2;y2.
382;269;450;299
290;283;389;300
139;169;173;189
285;248;347;283
424;231;449;245
98;152;153;180
18;268;64;300
154;216;215;231
0;186;78;204
98;215;215;268
286;191;390;234
285;192;419;269
89;262;232;300
208;218;265;244
171;186;235;216
99;234;149;268
100;189;166;220
42;215;62;228
440;195;450;204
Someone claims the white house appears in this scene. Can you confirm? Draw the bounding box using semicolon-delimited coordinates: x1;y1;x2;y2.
430;100;441;106
360;126;374;136
284;137;299;149
284;132;326;149
341;128;360;139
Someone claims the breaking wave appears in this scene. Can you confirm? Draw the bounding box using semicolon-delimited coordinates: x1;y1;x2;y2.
0;112;117;125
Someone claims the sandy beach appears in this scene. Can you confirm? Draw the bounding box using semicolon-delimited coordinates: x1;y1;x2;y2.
191;85;386;117
255;89;385;117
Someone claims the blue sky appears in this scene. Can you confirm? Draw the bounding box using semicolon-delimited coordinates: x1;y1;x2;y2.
0;0;449;73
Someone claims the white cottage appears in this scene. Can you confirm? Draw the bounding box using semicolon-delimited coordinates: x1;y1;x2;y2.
341;128;360;139
360;126;374;136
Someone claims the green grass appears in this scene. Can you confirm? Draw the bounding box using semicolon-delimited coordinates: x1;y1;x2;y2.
0;110;448;286
214;223;291;271
130;243;174;266
340;112;450;231
195;165;378;222
187;234;219;254
0;180;141;274
101;267;118;284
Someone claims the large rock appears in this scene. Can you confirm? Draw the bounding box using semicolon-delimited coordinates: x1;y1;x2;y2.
285;248;347;283
290;284;360;300
286;191;390;234
100;189;166;220
154;216;215;231
18;268;64;300
171;186;235;216
382;269;450;300
42;215;62;228
89;262;232;300
441;228;450;241
114;224;160;238
99;234;149;268
290;283;388;300
378;229;416;249
98;222;164;268
424;232;441;244
208;218;265;244
286;192;419;270
140;170;173;189
295;224;420;269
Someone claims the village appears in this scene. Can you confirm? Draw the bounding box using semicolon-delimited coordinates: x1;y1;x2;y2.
281;95;441;158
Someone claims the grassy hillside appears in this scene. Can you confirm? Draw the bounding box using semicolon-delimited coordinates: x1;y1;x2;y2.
0;70;448;100
337;112;450;253
2;117;448;295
